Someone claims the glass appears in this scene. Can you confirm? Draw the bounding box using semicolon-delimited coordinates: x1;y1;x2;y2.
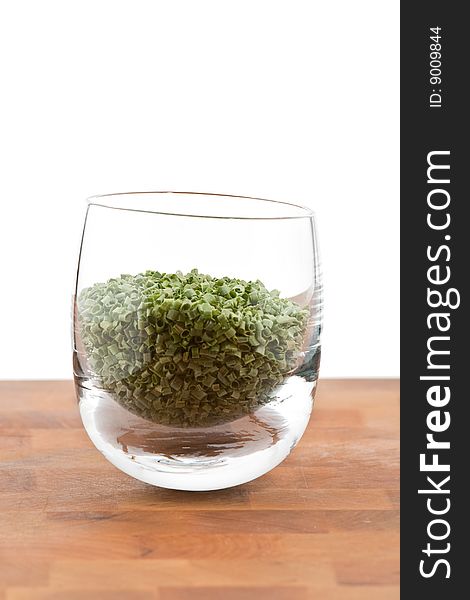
72;192;322;490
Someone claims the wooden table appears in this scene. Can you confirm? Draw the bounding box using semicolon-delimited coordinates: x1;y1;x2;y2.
0;379;399;599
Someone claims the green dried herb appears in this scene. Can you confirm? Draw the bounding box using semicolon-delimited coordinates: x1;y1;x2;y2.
78;269;308;427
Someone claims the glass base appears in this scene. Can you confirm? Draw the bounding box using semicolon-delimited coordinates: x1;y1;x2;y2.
76;376;315;491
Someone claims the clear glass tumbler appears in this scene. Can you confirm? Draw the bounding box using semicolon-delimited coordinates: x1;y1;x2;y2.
72;192;322;490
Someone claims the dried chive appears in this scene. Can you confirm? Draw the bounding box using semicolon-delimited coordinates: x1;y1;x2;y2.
78;269;308;427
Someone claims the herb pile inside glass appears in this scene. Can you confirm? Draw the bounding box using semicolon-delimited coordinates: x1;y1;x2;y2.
78;269;308;427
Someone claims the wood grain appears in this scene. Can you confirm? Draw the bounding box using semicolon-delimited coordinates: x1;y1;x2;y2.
0;379;399;599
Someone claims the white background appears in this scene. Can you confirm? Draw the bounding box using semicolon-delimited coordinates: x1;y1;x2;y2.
0;0;399;379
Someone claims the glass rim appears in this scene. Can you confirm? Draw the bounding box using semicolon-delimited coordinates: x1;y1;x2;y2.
86;191;315;221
